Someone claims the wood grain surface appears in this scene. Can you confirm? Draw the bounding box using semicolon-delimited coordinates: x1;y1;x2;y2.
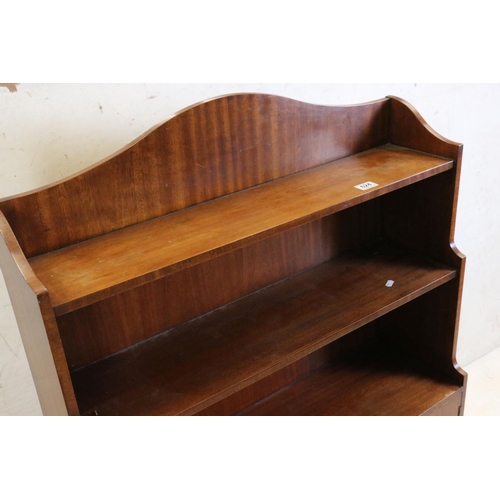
0;94;466;417
57;208;381;369
0;94;390;258
70;241;456;416
30;145;453;316
238;342;461;416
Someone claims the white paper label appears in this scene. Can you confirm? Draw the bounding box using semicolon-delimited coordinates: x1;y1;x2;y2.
355;181;379;191
386;280;395;288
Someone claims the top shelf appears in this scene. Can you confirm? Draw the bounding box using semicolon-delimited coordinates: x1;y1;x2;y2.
29;144;453;315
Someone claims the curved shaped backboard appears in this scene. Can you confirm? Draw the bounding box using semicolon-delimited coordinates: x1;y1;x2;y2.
0;93;460;259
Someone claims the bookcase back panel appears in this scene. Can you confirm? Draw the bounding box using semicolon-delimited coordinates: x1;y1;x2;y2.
377;279;465;384
0;94;389;258
58;201;381;369
380;170;462;266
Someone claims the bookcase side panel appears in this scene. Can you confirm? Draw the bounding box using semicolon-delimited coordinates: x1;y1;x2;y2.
0;215;78;415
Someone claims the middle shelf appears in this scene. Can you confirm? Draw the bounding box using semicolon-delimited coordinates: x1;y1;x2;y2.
70;240;456;416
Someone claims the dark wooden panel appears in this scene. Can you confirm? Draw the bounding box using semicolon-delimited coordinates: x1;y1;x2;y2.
0;94;390;258
70;241;456;416
381;167;463;267
30;145;452;315
239;343;461;416
377;280;467;386
378;167;467;390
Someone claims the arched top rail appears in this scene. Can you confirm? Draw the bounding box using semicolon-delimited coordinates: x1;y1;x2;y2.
0;94;460;259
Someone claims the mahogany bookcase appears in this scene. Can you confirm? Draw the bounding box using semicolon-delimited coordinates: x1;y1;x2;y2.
0;94;467;416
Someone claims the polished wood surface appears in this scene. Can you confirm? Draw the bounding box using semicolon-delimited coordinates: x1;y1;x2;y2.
57;209;380;369
70;241;456;416
238;342;462;416
0;94;389;259
0;94;467;416
30;145;452;316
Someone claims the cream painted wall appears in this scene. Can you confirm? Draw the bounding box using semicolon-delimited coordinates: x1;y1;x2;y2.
0;83;498;415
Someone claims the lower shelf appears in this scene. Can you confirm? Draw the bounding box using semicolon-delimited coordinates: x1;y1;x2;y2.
237;343;462;416
71;241;456;416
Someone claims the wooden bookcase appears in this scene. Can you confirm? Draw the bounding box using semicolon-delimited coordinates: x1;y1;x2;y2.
0;94;467;416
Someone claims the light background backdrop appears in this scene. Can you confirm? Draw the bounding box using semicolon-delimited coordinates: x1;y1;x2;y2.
1;83;498;415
